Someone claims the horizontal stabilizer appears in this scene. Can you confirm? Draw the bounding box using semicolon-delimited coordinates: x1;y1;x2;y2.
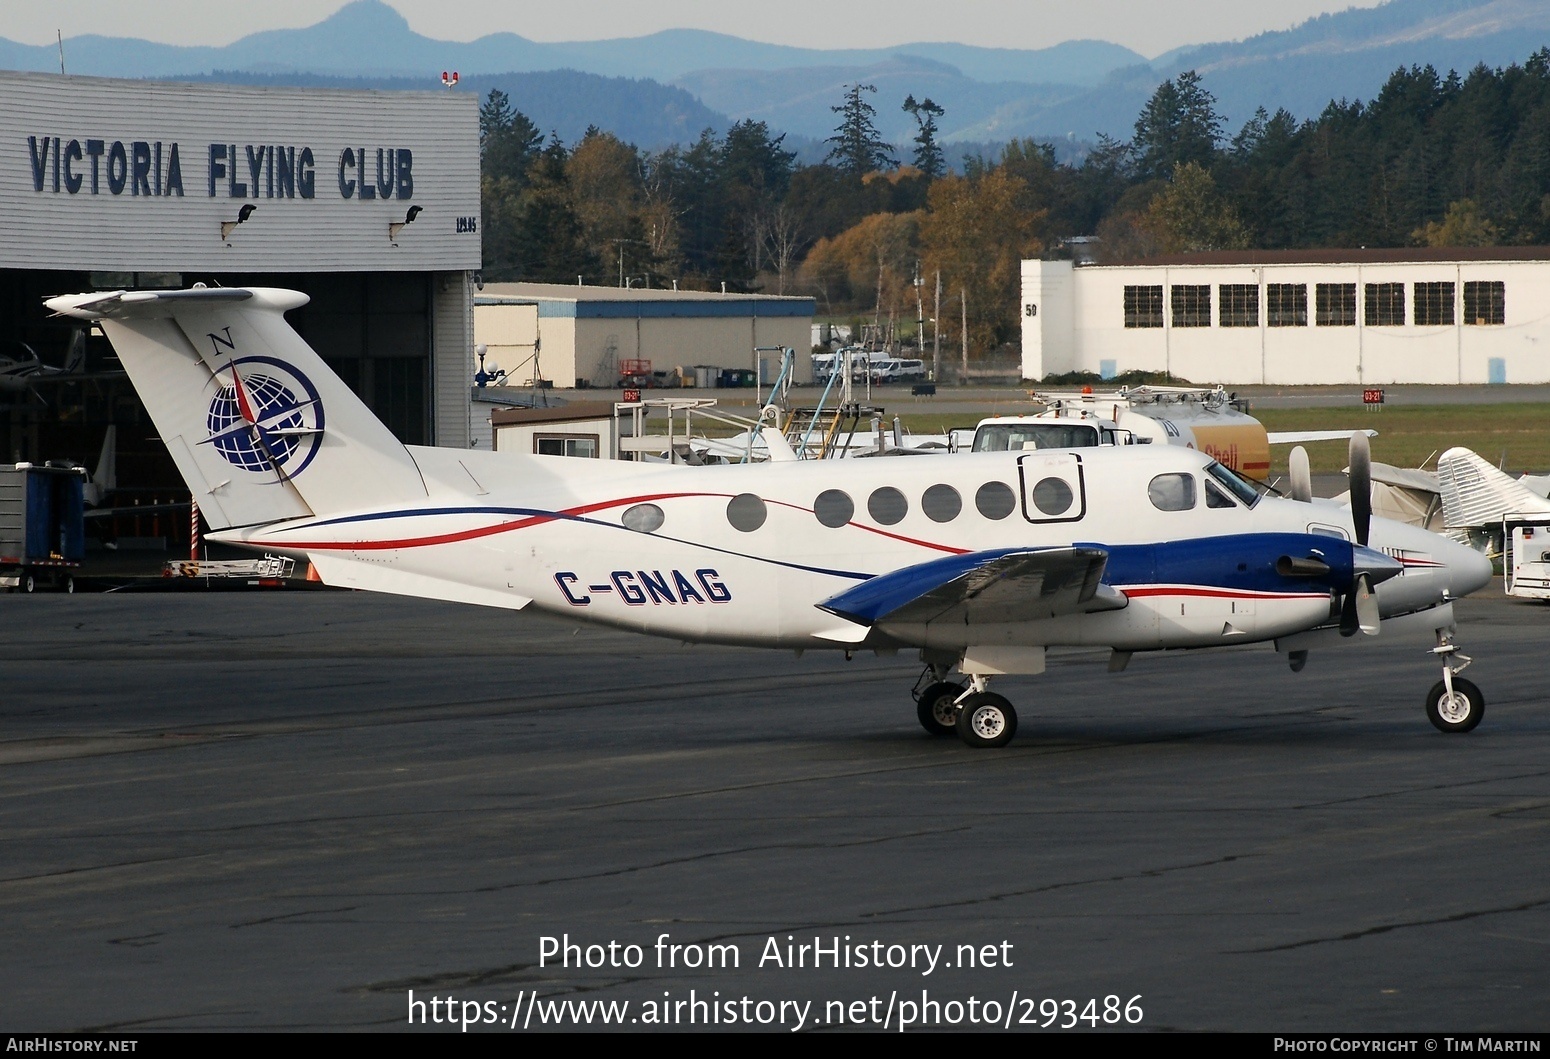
817;546;1124;627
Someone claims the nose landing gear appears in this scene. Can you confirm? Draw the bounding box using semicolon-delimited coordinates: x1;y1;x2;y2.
1426;629;1483;733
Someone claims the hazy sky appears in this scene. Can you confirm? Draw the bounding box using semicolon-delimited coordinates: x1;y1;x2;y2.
4;0;1388;60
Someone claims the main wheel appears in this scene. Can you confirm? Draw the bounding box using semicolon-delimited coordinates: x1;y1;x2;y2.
955;692;1017;749
1426;677;1484;733
916;681;966;737
21;573;35;594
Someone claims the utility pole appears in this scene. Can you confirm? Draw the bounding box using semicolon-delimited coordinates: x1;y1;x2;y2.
933;270;941;383
960;287;968;386
913;261;924;361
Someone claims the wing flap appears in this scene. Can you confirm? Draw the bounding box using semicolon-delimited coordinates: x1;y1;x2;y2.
817;547;1124;628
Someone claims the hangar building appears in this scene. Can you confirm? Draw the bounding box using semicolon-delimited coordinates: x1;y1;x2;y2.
1021;249;1550;385
0;71;480;518
474;283;816;389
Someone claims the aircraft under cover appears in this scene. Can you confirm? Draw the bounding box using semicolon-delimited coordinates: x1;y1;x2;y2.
47;286;1495;747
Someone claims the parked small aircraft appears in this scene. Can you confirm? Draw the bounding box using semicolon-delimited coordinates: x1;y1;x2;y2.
48;286;1495;746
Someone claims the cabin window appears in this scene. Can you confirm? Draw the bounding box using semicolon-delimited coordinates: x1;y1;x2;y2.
1123;285;1164;328
1219;284;1258;327
1267;283;1307;326
726;492;767;532
868;487;908;525
1148;473;1196;512
1414;281;1455;326
813;489;853;528
1464;281;1505;325
1316;283;1357;326
1171;285;1211;327
1029;477;1075;517
975;481;1016;520
1365;283;1405;326
922;484;962;523
622;503;664;533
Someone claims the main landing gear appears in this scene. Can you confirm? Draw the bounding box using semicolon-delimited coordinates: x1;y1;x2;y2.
1426;629;1483;733
912;667;1018;749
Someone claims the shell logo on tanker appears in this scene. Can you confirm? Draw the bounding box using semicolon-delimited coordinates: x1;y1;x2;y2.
1191;425;1271;480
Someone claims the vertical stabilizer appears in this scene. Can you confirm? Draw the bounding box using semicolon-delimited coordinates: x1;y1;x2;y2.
1437;447;1550;529
46;287;427;529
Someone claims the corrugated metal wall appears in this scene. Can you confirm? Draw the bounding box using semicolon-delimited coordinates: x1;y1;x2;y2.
0;72;480;274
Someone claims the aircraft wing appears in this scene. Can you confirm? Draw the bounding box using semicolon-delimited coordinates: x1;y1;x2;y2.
817;546;1126;628
1267;429;1378;445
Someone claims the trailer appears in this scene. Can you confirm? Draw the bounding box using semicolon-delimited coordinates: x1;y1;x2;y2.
1503;515;1550;600
0;463;86;593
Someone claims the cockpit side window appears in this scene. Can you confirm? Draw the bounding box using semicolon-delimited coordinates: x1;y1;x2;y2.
1148;473;1196;511
1205;460;1260;507
1205;479;1237;508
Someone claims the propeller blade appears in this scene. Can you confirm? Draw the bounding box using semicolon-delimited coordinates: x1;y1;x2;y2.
1289;445;1312;502
1348;431;1372;546
1354;572;1380;634
1339;585;1359;637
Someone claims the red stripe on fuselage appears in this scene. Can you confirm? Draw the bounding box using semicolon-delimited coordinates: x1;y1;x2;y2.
266;492;970;555
1121;585;1329;601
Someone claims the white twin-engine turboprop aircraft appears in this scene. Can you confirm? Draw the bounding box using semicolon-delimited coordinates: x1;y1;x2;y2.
48;286;1495;748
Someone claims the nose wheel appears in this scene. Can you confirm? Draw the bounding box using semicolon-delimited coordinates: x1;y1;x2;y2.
1427;630;1483;733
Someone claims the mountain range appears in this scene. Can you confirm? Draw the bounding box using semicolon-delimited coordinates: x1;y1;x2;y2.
2;0;1547;151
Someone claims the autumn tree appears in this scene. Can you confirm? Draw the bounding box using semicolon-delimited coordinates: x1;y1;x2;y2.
1412;198;1501;246
1138;162;1249;253
566;128;649;279
826;83;896;175
801;211;923;314
920;169;1045;354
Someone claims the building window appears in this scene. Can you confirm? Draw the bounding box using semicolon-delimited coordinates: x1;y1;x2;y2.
1316;283;1357;326
1219;284;1258;327
1414;281;1455;326
1464;281;1505;325
1365;283;1405;326
535;434;599;458
1266;283;1307;326
1171;285;1211;327
1124;285;1164;328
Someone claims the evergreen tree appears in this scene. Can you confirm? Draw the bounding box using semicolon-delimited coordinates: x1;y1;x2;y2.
1133;71;1223;181
826;83;896;175
478;89;543;184
903;95;946;178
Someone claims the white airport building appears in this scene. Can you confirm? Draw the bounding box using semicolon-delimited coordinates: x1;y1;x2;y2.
475;283;816;389
0;71;480;499
1021;249;1550;385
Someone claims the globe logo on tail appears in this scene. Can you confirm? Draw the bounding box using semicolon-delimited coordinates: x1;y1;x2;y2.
202;356;324;477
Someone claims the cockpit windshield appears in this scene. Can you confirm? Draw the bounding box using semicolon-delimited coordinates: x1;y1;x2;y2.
1205;460;1261;508
973;423;1100;452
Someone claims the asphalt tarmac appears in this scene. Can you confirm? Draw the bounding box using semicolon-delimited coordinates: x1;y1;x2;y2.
2;588;1547;1032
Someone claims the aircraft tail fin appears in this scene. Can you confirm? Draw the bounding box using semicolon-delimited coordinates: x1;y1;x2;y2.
1436;446;1550;530
61;328;87;374
46;287;427;531
83;424;116;507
